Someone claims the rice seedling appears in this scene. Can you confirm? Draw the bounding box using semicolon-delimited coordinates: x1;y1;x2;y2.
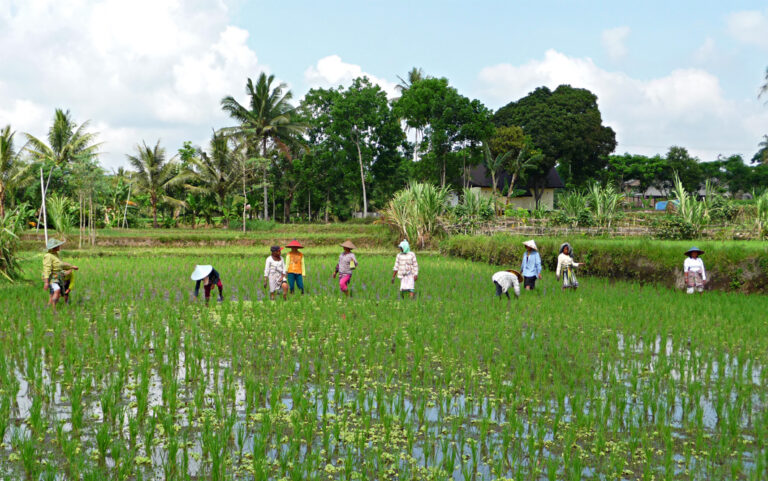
1;245;767;479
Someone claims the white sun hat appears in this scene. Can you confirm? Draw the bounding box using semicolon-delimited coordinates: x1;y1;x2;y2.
523;240;538;251
191;265;213;281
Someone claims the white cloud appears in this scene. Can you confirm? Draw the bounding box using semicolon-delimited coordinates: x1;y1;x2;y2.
727;9;768;50
693;37;717;64
0;0;264;169
477;49;768;160
304;55;399;98
601;26;630;61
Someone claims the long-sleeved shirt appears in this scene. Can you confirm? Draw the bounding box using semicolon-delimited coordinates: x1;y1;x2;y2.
264;256;287;278
555;253;580;278
336;252;358;275
393;252;419;278
286;251;306;276
683;257;706;280
521;251;542;277
194;267;221;296
492;271;520;297
42;252;73;283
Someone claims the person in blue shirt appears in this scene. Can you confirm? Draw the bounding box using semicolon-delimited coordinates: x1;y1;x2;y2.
520;240;542;290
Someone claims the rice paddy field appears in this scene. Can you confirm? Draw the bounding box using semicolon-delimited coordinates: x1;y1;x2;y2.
1;245;768;480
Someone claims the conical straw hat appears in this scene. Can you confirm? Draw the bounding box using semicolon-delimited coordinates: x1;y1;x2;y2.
191;265;213;281
340;240;356;250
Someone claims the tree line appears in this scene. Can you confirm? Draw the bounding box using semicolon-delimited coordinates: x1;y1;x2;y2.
1;68;767;229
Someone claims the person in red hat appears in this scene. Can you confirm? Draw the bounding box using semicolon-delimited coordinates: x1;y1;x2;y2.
285;239;306;295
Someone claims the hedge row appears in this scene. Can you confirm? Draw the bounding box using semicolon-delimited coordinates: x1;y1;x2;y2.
440;234;768;294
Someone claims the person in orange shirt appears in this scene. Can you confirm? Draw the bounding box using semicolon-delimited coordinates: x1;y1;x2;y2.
285;239;306;295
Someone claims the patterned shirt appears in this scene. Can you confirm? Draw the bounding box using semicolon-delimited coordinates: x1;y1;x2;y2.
393;252;419;278
336;252;358;275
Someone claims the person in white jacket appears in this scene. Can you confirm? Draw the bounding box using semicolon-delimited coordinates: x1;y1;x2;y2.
683;247;707;294
492;269;522;300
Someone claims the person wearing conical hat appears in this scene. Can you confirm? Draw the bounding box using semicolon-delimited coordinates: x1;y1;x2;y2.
492;269;521;300
264;246;289;300
683;247;706;294
42;238;78;310
333;240;358;297
391;239;419;299
285;240;306;295
556;242;583;290
520;240;542;291
191;265;223;304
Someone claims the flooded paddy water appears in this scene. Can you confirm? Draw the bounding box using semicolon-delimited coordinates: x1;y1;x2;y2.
1;250;767;480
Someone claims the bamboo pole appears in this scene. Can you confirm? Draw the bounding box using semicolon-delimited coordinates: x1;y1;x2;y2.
39;168;48;244
122;183;132;229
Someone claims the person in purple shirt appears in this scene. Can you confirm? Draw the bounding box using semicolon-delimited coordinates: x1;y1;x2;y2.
520;240;542;290
333;240;358;297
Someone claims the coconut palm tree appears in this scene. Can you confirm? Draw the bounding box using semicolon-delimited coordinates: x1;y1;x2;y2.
220;73;306;220
126;140;191;228
25;109;100;184
396;67;427;93
0;126;34;218
185;132;238;224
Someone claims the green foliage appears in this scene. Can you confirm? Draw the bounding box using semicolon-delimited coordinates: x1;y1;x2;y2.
380;181;450;247
494;85;616;187
449;189;494;234
394;77;493;186
0;203;30;281
46;193;74;237
670;174;708;236
555;190;589;227
586;183;623;227
756;190;768;237
653;215;698;240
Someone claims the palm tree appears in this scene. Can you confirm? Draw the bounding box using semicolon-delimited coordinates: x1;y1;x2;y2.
126;140;191;228
25;109;100;184
220;73;306;221
185;132;238;224
482;144;510;199
505;143;542;205
396;67;426;93
1;126;34;217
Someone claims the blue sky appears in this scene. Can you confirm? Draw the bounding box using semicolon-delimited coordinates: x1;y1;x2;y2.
1;0;766;168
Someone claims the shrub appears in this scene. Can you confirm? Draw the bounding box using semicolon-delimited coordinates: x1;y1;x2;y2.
0;204;31;282
653;215;698;240
380;181;451;247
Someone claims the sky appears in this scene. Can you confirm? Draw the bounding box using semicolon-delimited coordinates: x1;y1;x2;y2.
1;0;767;170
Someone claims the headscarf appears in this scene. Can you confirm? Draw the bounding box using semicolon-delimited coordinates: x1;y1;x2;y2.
398;239;410;254
559;242;573;256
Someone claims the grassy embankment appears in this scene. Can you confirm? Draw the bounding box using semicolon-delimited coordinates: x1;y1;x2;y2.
442;234;768;293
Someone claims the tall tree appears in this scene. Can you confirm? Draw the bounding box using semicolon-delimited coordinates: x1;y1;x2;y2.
505;141;543;205
481;143;509;198
0;126;34;217
126;141;190;228
25;109;100;192
753;135;768;165
665;146;702;192
394;77;493;187
220;73;306;221
494;85;616;188
185;132;238;220
396;67;427;93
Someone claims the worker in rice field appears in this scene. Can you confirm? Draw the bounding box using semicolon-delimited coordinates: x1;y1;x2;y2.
520;240;542;290
492;269;522;300
391;239;418;299
285;240;306;295
333;240;358;297
191;265;224;304
264;246;289;300
683;247;707;294
61;269;75;304
556;242;583;290
42;238;79;310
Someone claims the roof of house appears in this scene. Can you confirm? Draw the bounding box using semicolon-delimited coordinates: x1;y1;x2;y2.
467;165;565;191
